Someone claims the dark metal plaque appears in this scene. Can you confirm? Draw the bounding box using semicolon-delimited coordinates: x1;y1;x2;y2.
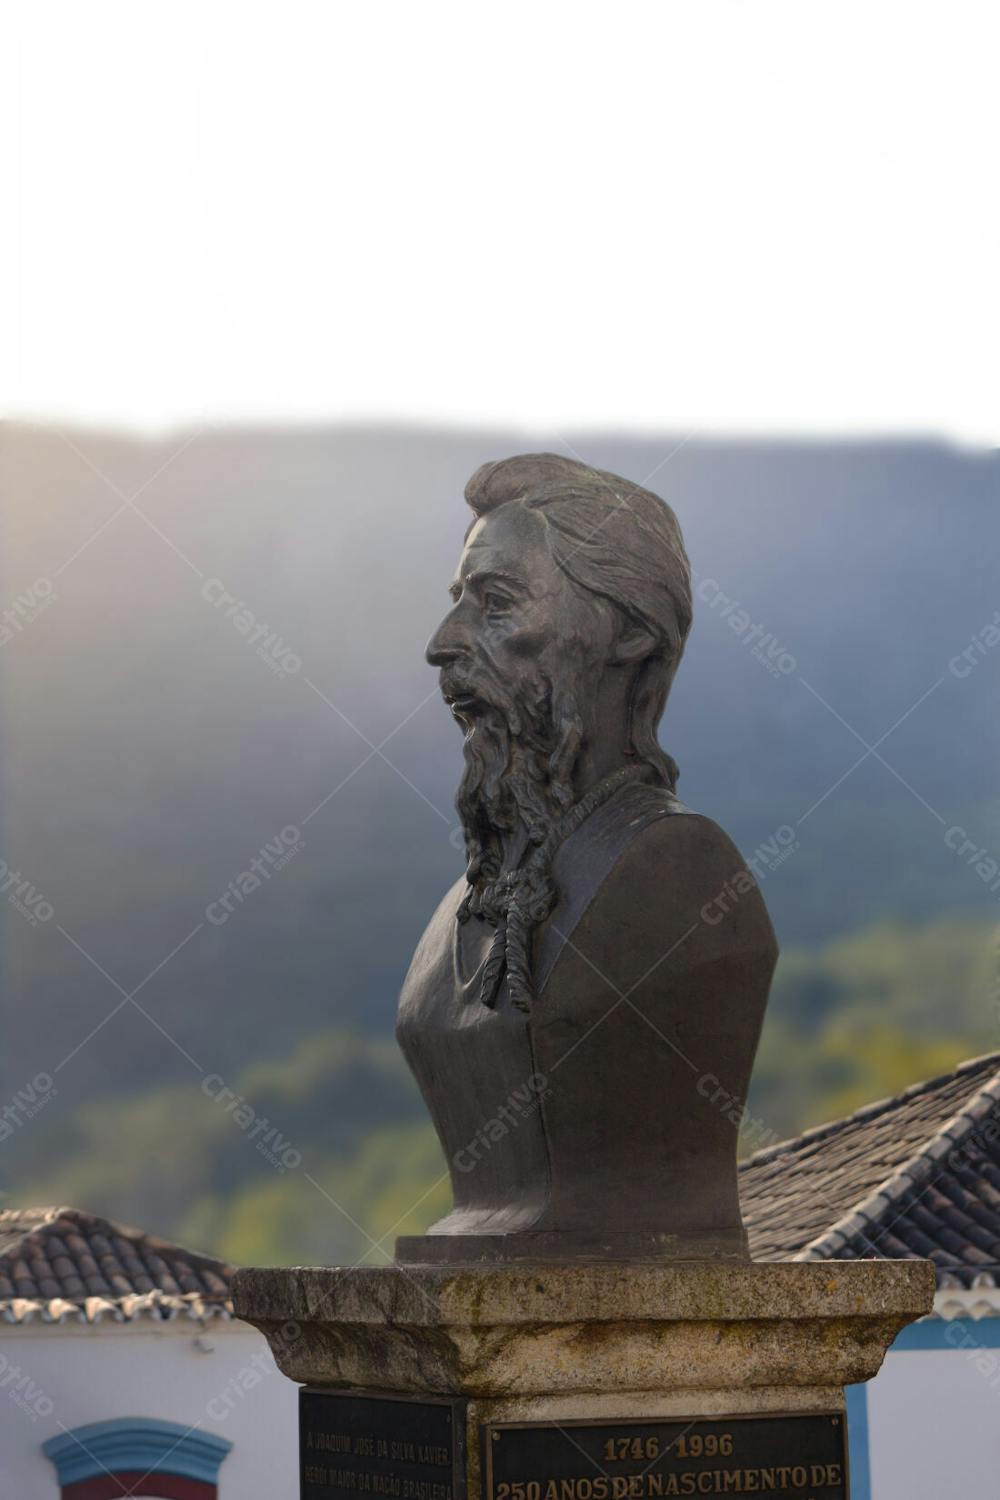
301;1389;465;1500
482;1414;847;1500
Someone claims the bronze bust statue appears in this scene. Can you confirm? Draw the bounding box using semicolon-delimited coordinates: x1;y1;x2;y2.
396;454;777;1263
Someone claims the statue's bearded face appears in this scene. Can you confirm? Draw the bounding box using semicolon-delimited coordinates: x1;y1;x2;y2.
427;502;614;899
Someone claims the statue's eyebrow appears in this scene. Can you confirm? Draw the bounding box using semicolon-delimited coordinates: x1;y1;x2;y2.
450;568;526;601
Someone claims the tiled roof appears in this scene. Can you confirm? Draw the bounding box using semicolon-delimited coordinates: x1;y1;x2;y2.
0;1206;234;1324
14;1057;1000;1327
740;1051;1000;1309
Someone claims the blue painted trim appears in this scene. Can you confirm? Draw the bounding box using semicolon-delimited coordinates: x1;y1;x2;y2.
893;1314;1000;1351
43;1418;232;1487
845;1383;871;1500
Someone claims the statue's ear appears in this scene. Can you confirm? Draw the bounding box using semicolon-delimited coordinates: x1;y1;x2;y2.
609;618;658;666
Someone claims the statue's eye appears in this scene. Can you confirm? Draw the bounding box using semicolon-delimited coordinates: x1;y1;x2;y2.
482;591;510;614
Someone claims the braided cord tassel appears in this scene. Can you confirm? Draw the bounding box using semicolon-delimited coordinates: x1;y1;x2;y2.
479;925;508;1009
503;900;534;1013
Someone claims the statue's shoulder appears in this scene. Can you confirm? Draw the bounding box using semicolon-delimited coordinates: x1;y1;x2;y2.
592;799;779;965
619;796;748;879
552;777;733;891
538;782;776;992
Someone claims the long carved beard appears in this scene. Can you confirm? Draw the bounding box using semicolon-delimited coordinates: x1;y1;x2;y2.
446;646;603;1011
454;657;583;914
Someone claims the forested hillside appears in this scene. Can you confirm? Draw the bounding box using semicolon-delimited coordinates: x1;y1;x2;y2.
2;425;998;1257
12;917;997;1264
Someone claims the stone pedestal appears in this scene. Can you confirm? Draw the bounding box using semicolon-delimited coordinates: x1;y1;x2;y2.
234;1259;932;1499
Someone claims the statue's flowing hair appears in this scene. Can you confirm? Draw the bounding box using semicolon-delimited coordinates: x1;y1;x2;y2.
456;453;693;1010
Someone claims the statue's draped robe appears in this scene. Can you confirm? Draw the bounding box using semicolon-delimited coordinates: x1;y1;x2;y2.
396;780;778;1261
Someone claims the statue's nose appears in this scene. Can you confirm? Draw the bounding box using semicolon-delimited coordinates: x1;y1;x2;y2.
425;614;466;667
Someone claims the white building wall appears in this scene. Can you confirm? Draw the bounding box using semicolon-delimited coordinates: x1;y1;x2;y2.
10;1309;1000;1500
0;1317;297;1499
856;1318;1000;1499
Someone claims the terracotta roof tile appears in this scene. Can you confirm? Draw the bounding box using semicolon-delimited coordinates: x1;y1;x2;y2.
740;1050;1000;1287
0;1207;234;1324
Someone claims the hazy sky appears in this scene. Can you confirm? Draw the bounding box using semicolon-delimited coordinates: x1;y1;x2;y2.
4;3;997;439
